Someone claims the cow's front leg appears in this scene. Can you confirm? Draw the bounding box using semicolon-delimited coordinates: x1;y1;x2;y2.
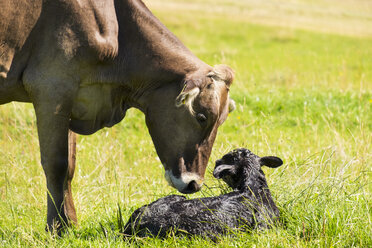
32;94;76;233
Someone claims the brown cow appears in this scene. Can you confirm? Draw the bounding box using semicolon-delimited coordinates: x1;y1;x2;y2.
0;0;235;232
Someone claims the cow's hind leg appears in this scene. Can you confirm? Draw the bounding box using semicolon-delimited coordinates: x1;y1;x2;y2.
65;130;77;224
0;79;31;104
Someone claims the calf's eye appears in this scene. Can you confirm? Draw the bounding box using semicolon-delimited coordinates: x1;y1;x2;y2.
196;113;207;123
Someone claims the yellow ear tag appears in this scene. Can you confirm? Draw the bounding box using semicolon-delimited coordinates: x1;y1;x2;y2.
180;83;187;93
180;83;187;105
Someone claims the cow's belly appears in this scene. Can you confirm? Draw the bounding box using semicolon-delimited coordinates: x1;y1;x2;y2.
70;84;126;135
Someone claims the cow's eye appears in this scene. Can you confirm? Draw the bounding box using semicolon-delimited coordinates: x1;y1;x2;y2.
196;113;207;123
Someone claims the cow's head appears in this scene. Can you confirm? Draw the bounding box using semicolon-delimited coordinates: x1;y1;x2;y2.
144;65;235;194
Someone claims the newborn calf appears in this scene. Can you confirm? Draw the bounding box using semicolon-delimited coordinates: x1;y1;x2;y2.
123;148;283;238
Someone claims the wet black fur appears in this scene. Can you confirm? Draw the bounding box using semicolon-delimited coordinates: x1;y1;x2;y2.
123;148;283;238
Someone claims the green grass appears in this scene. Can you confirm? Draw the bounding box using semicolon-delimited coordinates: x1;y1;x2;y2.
1;0;371;247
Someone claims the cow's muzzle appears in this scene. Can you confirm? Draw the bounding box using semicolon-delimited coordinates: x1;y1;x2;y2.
164;170;204;194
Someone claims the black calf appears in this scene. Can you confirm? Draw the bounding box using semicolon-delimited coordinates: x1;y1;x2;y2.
123;148;283;238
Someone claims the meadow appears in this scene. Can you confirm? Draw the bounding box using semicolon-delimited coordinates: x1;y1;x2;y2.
0;0;371;247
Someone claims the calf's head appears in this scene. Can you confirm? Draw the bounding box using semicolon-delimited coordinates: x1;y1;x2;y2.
145;65;235;194
213;148;283;190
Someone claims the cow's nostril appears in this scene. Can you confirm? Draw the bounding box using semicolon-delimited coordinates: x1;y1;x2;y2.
183;180;201;194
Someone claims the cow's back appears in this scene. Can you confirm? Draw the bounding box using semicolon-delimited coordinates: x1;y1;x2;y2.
0;0;119;104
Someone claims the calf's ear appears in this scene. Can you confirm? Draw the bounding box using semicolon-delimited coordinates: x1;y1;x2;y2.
259;156;283;168
213;164;236;179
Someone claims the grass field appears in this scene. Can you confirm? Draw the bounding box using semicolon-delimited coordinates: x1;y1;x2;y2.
1;0;371;247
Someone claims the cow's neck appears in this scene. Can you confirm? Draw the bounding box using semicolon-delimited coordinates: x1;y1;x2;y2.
111;0;207;95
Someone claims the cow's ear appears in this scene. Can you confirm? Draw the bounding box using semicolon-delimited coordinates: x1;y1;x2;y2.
208;65;235;87
175;86;200;108
259;156;283;168
213;164;236;179
228;98;236;113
